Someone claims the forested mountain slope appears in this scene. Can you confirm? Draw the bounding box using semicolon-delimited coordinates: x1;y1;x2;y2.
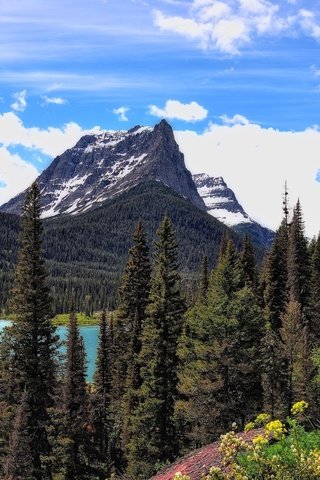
0;181;241;313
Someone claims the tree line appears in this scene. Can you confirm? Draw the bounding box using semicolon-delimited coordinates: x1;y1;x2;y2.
0;180;236;316
0;183;320;480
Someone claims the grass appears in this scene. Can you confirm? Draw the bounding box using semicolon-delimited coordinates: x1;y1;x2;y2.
52;312;101;326
1;312;102;326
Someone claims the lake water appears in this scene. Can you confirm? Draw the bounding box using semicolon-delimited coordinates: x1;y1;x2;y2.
0;320;99;381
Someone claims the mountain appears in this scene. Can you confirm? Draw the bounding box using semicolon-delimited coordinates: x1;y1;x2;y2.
1;120;205;217
0;120;272;313
193;173;253;226
193;173;275;247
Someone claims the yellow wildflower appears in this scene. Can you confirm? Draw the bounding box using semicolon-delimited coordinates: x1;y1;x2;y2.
244;422;255;432
291;400;309;416
255;413;271;426
252;435;269;447
265;420;287;440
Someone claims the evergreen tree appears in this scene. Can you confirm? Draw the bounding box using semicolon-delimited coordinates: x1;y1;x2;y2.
60;311;88;480
263;219;289;331
213;240;242;298
287;200;310;310
91;310;112;475
240;235;257;289
197;255;209;304
280;298;308;413
110;221;151;467
5;390;33;480
309;234;320;344
261;323;288;418
126;216;184;479
5;182;58;479
176;241;262;451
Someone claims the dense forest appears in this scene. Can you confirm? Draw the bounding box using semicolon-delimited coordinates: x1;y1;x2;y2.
0;180;243;315
1;181;320;480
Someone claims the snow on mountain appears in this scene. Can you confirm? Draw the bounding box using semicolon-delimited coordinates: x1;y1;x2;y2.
1;120;205;217
193;173;275;246
193;173;253;227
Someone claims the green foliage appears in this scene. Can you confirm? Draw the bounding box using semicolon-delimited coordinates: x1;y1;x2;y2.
263;218;288;331
52;312;100;326
3;182;59;479
175;403;320;480
126;216;185;479
176;241;263;452
90;311;113;477
0;181;239;314
113;221;151;455
57;311;89;480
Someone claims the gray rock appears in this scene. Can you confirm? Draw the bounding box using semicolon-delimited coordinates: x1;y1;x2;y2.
1;120;205;217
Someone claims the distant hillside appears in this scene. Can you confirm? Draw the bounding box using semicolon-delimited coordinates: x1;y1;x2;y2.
0;181;242;314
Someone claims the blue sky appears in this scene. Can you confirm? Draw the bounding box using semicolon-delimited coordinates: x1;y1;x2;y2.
1;0;320;235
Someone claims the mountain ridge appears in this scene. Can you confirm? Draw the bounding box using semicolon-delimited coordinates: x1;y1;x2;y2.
1;119;205;217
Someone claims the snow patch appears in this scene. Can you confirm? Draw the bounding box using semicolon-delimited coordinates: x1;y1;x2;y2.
208;208;253;227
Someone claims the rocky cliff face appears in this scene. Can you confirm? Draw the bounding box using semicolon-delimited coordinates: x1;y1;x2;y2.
1;120;205;217
193;173;253;227
193;173;275;246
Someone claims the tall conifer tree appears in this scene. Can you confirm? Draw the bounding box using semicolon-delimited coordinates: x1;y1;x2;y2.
6;182;58;479
60;311;88;480
263;219;289;331
92;310;112;466
126;216;184;479
197;255;209;304
240;235;257;289
309;234;320;344
176;242;262;451
287;200;310;310
5;390;33;480
110;221;151;466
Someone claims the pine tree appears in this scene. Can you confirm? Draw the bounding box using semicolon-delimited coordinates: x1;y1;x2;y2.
309;234;320;345
280;298;308;413
263;219;289;331
91;310;112;474
5;390;33;480
5;182;58;480
110;221;151;467
287;200;310;310
261;323;288;418
60;311;88;480
197;255;209;304
176;244;262;451
285;202;312;409
213;240;242;298
240;235;257;289
126;216;184;479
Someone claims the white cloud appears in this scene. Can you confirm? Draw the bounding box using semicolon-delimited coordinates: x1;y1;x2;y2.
149;99;208;122
220;113;250;125
42;95;67;105
0;111;101;157
175;118;320;237
154;0;320;54
298;9;320;40
113;106;130;121
0;147;39;205
0;111;103;205
11;90;27;112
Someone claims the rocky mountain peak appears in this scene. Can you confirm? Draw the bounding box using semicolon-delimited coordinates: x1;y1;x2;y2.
193;172;251;227
193;172;275;246
0;120;205;217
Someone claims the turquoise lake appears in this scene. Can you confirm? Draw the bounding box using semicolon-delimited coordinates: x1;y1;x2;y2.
0;320;99;381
